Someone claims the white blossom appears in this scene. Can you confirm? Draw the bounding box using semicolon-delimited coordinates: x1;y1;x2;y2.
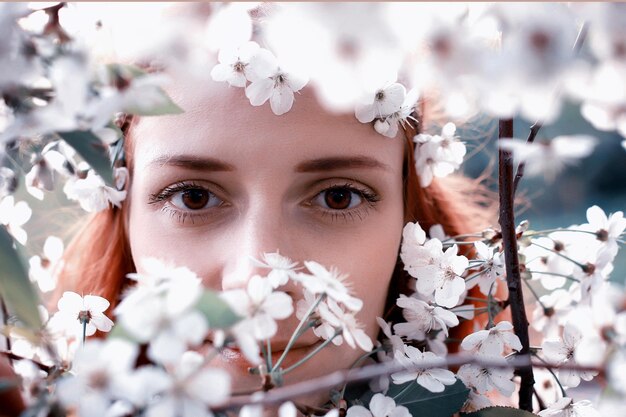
580;205;626;257
29;235;64;293
542;324;598;388
296;289;340;346
346;393;411;417
531;289;575;337
220;275;293;341
433;244;469;308
317;298;373;351
401;224;468;307
211;41;261;87
522;234;578;290
413;124;466;187
499;136;597;182
484;3;579;122
468;241;505;296
296;261;363;312
376;317;405;361
113;366;172;413
460;389;493;413
114;258;207;363
143;351;231;417
278;402;297;417
391;346;456;392
538;398;600;417
63;169;127;213
49;292;114;339
394;294;459;340
460;321;522;356
0;195;31;245
204;3;254;52
582;3;626;64
355;82;417;138
56;339;138;417
250;251;299;289
578;62;626;139
245;48;308;116
457;360;516;397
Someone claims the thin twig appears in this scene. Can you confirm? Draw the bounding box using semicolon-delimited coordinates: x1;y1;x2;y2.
0;350;53;373
512;121;542;195
212;352;600;412
499;118;535;411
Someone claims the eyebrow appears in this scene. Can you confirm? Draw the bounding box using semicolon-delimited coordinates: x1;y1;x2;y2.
149;155;235;172
295;156;391;173
148;155;390;173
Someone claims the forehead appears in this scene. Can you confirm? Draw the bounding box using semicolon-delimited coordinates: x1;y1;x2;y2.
131;73;405;171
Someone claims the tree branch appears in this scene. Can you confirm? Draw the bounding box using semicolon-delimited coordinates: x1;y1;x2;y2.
0;351;52;373
213;352;599;412
499;118;534;411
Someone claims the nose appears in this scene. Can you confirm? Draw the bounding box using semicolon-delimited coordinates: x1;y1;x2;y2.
219;202;297;293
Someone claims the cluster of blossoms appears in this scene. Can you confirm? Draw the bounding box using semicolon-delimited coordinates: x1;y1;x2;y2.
2;215;624;417
2;252;381;416
1;3;626;417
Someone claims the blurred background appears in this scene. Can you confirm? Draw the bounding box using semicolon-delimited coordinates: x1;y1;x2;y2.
461;99;626;280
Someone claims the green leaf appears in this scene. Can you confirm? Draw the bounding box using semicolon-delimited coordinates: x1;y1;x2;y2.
57;130;115;186
463;406;540;417
123;84;184;116
0;227;42;330
387;379;470;417
106;63;147;79
105;63;183;116
196;290;241;329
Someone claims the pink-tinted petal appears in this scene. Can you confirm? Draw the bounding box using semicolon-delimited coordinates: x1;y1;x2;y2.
345;405;372;417
269;86;295;115
355;103;376;123
84;295;110;314
586;205;607;229
417;373;445;392
91;314;114;333
246;79;274;106
58;291;83;313
210;63;235;82
369;393;396;417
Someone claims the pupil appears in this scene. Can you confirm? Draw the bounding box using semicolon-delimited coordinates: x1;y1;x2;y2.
325;188;351;210
182;189;209;209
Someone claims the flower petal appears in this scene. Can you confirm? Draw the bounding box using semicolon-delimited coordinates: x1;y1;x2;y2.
246;79;274;106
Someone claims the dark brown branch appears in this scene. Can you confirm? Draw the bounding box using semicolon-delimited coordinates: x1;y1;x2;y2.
0;351;52;373
499;118;534;411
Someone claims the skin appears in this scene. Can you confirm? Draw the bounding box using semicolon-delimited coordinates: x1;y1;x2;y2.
126;73;405;408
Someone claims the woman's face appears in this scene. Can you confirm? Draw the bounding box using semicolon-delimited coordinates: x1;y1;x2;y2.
126;74;405;397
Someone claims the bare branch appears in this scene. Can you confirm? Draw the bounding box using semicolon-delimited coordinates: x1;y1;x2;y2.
499;118;535;411
213;352;600;412
0;350;52;373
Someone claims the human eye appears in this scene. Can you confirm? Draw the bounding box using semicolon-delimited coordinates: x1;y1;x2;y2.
148;181;225;225
308;181;381;223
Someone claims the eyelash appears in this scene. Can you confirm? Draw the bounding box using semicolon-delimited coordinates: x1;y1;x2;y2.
148;181;220;225
148;180;381;225
308;181;381;224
